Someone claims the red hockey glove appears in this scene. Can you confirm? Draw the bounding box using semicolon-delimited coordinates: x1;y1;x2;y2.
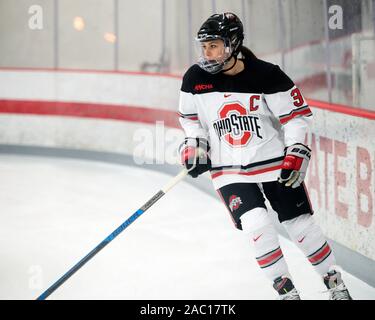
179;137;211;178
278;143;311;188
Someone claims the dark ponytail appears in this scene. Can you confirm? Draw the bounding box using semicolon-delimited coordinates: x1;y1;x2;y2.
239;45;257;60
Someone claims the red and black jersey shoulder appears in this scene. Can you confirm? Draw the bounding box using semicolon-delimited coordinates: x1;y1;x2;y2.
181;58;295;95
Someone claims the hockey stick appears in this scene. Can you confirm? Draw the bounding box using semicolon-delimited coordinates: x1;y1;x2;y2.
36;168;188;300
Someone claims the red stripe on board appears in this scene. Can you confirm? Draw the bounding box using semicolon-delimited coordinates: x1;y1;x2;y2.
257;248;283;267
0;99;180;128
0;97;373;126
307;99;375;120
211;164;282;179
308;243;331;264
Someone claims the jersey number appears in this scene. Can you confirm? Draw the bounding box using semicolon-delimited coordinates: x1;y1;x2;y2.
291;88;304;107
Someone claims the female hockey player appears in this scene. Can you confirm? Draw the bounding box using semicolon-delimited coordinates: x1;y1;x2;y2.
178;12;352;300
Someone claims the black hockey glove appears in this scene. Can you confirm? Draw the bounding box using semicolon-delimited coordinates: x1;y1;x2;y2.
278;143;311;188
179;137;211;178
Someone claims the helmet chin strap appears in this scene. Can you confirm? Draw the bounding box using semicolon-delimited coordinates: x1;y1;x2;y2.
221;56;237;73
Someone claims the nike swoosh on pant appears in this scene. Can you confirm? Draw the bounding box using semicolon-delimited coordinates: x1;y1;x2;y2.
296;202;305;207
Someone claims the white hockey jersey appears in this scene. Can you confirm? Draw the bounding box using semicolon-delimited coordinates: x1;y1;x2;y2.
178;58;313;190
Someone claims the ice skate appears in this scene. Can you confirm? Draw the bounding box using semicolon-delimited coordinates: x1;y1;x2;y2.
273;277;301;300
323;270;353;300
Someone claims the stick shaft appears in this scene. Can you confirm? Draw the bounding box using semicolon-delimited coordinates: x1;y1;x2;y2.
37;169;187;300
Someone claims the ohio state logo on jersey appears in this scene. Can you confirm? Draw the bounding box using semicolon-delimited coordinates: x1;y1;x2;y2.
213;102;263;147
229;195;242;212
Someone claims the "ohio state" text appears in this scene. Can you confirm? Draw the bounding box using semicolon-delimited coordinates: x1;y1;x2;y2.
213;114;262;140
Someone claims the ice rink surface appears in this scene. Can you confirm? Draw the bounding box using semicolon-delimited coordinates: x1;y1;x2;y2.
1;154;375;300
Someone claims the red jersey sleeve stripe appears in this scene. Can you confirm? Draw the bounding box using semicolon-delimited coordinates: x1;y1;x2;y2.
279;106;312;125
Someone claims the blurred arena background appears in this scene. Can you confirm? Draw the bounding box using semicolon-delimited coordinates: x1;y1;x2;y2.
1;0;375;108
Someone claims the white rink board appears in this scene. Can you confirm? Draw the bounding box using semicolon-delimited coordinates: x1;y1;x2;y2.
0;70;181;111
305;108;375;260
0;114;184;166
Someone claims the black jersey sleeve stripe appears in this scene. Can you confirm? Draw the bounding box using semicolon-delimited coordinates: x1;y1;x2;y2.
178;112;199;121
178;112;198;116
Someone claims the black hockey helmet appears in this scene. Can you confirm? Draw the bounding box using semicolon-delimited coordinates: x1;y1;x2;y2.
195;13;244;73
